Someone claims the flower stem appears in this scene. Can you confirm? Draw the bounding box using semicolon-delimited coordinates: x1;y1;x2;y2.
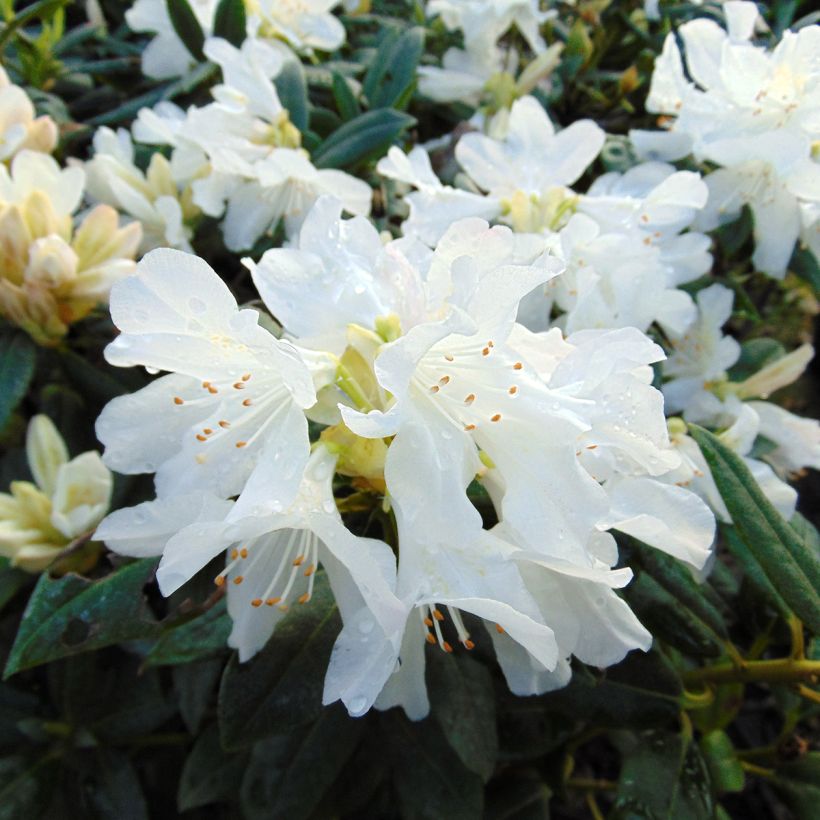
683;658;820;687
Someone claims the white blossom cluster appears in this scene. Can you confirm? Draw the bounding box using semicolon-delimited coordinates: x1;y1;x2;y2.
35;0;816;718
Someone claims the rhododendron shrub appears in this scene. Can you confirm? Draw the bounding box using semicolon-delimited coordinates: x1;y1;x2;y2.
0;1;818;817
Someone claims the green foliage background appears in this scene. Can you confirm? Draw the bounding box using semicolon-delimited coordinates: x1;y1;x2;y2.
0;1;818;817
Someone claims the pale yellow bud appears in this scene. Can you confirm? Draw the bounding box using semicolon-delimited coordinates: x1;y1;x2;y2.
24;234;79;289
735;344;814;399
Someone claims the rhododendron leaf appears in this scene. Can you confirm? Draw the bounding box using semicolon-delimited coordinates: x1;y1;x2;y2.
3;559;160;677
428;651;498;782
178;724;249;811
218;574;339;750
212;0;246;48
365;27;424;110
0;329;36;435
690;424;820;632
700;730;745;794
331;72;360;121
613;730;714;819
771;753;820;819
313;109;416;169
274;59;308;133
165;0;205;62
147;599;231;666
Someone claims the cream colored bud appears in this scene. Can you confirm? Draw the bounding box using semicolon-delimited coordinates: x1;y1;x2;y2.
24;234;79;288
735;344;814;399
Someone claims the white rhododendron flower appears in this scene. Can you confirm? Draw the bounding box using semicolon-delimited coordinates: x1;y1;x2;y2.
0;415;112;572
128;36;370;250
83;127;197;252
0;151;141;344
632;1;820;277
248;0;346;52
0;67;58;162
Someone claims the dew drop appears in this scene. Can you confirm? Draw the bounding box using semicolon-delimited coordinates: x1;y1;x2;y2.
188;296;207;314
322;499;336;514
358;618;375;635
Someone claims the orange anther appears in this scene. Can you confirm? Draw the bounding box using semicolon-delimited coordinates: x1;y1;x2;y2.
304;564;315;577
233;576;244;585
433;608;444;621
293;555;305;566
208;386;218;394
219;420;230;428
233;382;245;390
464;639;475;650
196;434;207;442
242;398;253;406
236;441;247;448
173;397;184;405
240;548;248;558
495;623;505;634
491;413;501;422
425;632;436;644
513;362;523;370
464;424;476;431
508;386;518;395
230;548;238;560
214;575;225;587
464;394;475;405
251;599;263;607
242;373;251;381
298;593;310;604
424;617;433;627
203;428;213;435
443;642;453;653
266;597;281;606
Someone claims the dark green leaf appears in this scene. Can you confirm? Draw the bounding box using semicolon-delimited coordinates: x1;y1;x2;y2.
147;599;231;665
240;704;364;820
772;752;820;819
174;658;224;734
728;338;787;382
4;559;160;677
178;724;248;811
212;0;246;47
790;246;820;295
275;59;309;132
539;650;682;728
623;571;724;657
313;109;415;169
165;0;205;62
428;651;498;781
0;328;36;434
83;750;149;820
613;730;713;819
0;684;39;752
700;730;744;794
689;424;820;632
631;539;728;639
218;573;340;749
0;755;58;820
365;27;424;109
383;710;484;820
332;71;360;120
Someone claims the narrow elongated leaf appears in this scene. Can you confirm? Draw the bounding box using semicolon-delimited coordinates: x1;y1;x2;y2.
166;0;205;61
700;730;744;794
366;27;424;109
623;572;724;658
174;658;224;733
313;109;415;169
631;539;728;638
3;559;160;677
0;329;36;434
689;424;820;632
212;0;246;47
331;71;360;120
772;752;820;819
723;525;790;617
613;730;713;819
218;574;340;749
275;59;309;132
383;710;484;820
428;651;498;782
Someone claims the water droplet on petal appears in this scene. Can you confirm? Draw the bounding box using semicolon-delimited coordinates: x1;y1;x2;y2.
188;297;207;314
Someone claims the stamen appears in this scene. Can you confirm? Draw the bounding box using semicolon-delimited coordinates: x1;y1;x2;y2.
265;597;281;606
508;386;518;395
208;386;218;394
439;376;450;385
491;413;501;422
426;632;436;644
298;592;310;604
251;599;263;607
233;576;244;585
424;617;433;627
240;548;248;559
293;555;305;566
464;394;475;405
586;444;597;450
432;608;445;621
242;398;253;407
230;548;238;560
444;354;454;362
202;381;210;389
303;564;315;577
482;347;490;356
242;373;251;381
442;641;454;653
196;434;207;442
233;382;246;390
464;424;476;431
203;428;213;435
513;362;523;370
219;420;230;428
430;385;440;393
173;397;184;405
236;441;247;448
495;623;505;634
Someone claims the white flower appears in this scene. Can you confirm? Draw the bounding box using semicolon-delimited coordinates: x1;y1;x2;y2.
748;400;820;478
428;0;552;54
631;1;820;277
84;127;196;252
0;67;57;162
128;37;371;250
96;248;316;514
249;0;346;53
98;446;405;701
378;95;605;245
0;415;112;572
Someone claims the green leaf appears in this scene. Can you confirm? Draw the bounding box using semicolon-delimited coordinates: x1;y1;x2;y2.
539;650;682;728
313;109;416;170
240;704;364;820
790;246;820;295
212;0;246;47
700;730;744;794
147;599;231;665
81;750;149;820
689;424;820;632
383;710;484;820
623;571;724;658
612;730;714;819
728;338;787;382
331;71;360;120
365;27;424;109
275;59;309;132
218;573;340;749
174;658;224;734
772;752;820;819
178;724;248;811
428;651;498;781
3;559;160;677
0;755;58;820
165;0;205;62
0;328;36;434
631;539;728;639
